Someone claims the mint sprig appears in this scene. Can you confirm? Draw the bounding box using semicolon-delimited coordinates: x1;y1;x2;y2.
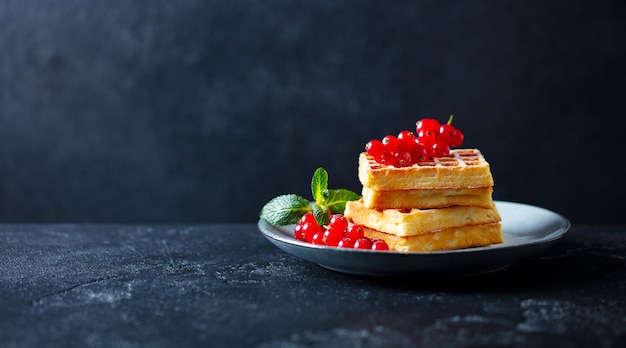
259;167;360;226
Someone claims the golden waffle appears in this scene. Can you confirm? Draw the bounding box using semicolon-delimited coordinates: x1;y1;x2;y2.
362;186;494;210
363;223;503;252
344;199;501;237
358;149;494;190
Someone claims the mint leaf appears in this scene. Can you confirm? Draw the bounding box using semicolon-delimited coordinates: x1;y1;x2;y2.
259;194;311;226
311;167;329;203
324;188;361;214
312;203;330;226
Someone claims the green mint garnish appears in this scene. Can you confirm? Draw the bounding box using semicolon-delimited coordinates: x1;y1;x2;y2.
259;167;360;226
259;194;311;226
324;188;361;214
312;203;330;226
311;167;329;203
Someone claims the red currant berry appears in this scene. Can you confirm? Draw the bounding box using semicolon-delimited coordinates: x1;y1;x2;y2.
294;223;307;242
432;142;450;157
438;124;456;144
423;144;436;159
300;213;318;226
397;131;416;152
353;237;373;250
416;118;441;134
378;151;393;165
371;239;390;251
322;228;343;246
417;128;437;145
365;139;385;158
328;214;349;232
382;135;400;152
300;221;321;243
397;130;415;144
397;129;414;139
311;232;325;245
449;129;464;147
393;150;412;167
345;223;365;240
337;237;355;248
410;141;428;163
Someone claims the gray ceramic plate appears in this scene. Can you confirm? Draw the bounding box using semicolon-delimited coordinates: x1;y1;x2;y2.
258;201;570;276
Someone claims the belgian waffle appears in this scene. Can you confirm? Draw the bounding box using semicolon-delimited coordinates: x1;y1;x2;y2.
358;149;494;190
344;200;501;237
362;186;494;210
363;223;503;252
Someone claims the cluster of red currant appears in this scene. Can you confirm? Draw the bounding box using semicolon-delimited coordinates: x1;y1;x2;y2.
365;117;464;167
294;213;390;250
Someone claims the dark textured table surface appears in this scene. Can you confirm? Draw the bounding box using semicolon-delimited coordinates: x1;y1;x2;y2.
1;224;624;347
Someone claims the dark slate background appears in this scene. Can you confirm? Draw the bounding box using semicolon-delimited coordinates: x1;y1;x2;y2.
0;0;625;224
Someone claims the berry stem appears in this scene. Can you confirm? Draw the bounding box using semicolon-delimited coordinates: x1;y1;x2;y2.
447;115;454;125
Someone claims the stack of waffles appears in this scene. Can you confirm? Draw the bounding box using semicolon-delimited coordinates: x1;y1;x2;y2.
344;149;503;252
